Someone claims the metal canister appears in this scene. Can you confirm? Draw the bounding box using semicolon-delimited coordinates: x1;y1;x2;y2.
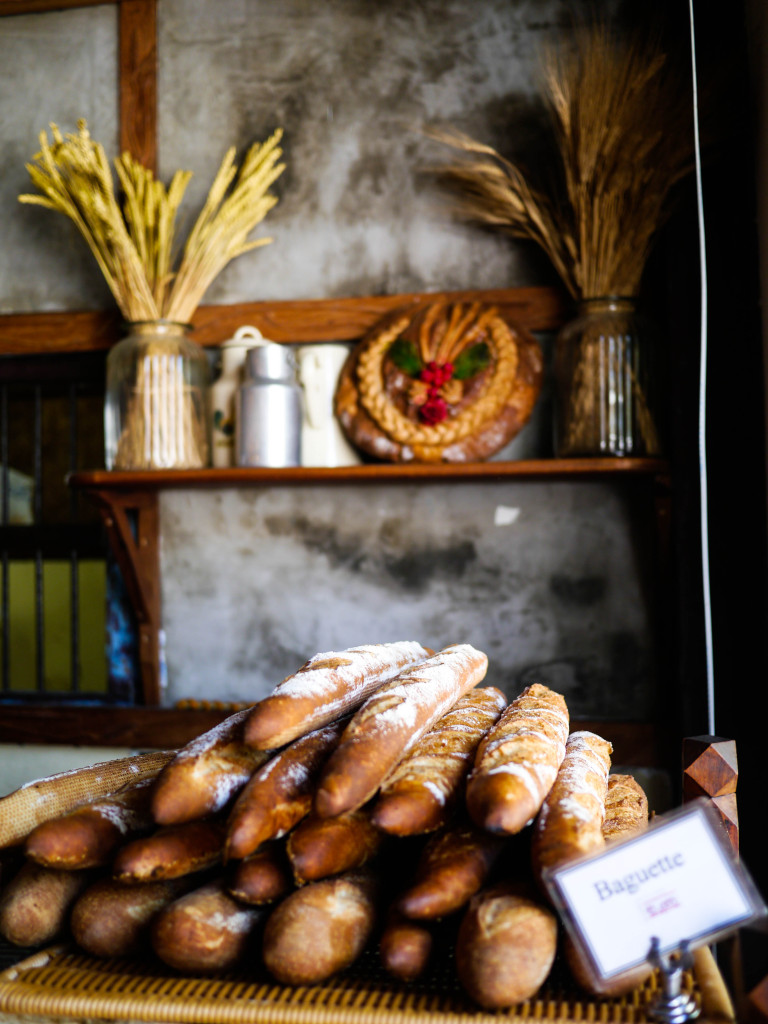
236;342;302;467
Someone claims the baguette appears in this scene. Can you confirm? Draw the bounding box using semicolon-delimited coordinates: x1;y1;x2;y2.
397;823;506;920
262;869;378;985
315;644;488;818
25;777;156;870
531;730;613;882
372;687;507;836
456;883;558;1008
225;719;346;861
565;771;651;997
466;682;569;834
151;879;266;973
227;844;294;905
0;861;92;946
244;641;433;750
379;912;433;982
286;809;383;885
113;820;226;883
602;773;649;842
0;750;174;851
151;709;274;825
71;876;195;958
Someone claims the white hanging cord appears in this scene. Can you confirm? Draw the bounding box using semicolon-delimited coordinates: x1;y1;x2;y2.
688;0;715;735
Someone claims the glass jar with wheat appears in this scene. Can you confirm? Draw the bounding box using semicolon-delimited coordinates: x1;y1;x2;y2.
428;22;692;458
19;121;285;469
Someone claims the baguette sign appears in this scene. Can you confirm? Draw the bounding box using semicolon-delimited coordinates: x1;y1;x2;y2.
543;799;766;981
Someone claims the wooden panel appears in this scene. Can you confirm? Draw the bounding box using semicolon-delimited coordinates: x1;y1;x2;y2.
0;706;659;763
0;287;568;356
0;0;111;14
118;0;157;171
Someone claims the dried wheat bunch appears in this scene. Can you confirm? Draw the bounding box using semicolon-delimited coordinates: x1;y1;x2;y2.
427;23;693;300
19;120;285;322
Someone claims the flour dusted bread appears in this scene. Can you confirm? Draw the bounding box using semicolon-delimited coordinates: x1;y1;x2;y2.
602;773;649;842
228;844;293;905
466;682;569;834
379;912;433;982
151;708;274;825
456;883;558;1008
0;862;92;946
531;730;613;882
25;777;156;870
244;641;432;750
225;719;346;861
113;820;226;883
286;809;383;885
262;869;378;985
372;686;506;836
315;644;488;818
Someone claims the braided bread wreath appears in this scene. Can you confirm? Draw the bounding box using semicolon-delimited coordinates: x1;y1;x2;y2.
334;300;543;462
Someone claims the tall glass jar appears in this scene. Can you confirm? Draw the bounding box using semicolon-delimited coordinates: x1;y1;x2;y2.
105;320;211;470
553;297;660;457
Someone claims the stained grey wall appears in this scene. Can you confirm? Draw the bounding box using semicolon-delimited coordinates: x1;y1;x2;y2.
0;0;654;724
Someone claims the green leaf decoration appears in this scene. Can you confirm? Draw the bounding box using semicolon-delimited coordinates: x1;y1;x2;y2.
453;342;491;380
388;337;423;376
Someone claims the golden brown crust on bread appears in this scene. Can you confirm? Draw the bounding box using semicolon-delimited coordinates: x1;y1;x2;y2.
286;809;383;885
466;682;569;834
262;869;378;985
456;883;558;1008
151;709;274;825
372;686;506;836
531;730;613;881
0;862;91;946
602;773;649;842
71;876;194;958
397;823;505;920
112;820;226;883
244;642;432;750
379;912;433;982
225;720;346;861
24;778;155;870
151;879;265;973
227;844;294;905
315;644;488;819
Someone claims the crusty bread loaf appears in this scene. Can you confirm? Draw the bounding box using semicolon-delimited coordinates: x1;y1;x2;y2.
531;730;613;882
372;687;507;836
151;709;274;825
71;876;194;958
0;750;174;851
244;641;432;750
0;861;92;946
379;912;433;982
24;777;156;870
397;823;506;920
466;682;569;834
151;879;265;973
602;773;649;842
456;883;558;1008
225;719;346;861
112;820;226;883
227;844;294;905
315;644;488;818
286;809;383;885
262;869;378;985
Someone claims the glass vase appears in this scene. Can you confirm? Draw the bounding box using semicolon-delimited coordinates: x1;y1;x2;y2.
553;297;660;457
105;320;211;470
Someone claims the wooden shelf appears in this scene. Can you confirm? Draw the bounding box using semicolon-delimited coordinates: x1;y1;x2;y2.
0;704;660;764
68;457;670;491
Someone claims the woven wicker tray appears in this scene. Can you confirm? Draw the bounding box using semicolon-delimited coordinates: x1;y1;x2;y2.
0;943;734;1024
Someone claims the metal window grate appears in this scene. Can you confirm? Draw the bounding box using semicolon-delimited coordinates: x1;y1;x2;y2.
0;351;127;702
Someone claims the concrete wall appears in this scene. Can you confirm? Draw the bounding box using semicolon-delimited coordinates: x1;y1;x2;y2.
0;1;655;754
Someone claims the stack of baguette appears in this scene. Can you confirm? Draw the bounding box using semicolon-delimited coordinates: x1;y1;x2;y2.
0;640;650;1009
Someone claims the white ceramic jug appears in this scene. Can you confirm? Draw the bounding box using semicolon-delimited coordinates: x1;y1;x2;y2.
210;326;265;467
296;344;360;467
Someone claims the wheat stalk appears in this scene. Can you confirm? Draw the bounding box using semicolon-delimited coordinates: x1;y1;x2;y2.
427;23;692;301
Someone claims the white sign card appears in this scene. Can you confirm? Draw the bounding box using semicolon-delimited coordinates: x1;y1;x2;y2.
543;799;766;982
